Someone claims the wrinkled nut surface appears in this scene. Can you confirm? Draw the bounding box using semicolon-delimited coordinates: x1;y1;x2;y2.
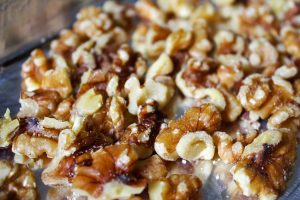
134;155;167;180
176;131;215;161
165;29;193;55
232;130;297;200
148;174;201;200
0;161;38;200
146;53;174;79
155;104;221;161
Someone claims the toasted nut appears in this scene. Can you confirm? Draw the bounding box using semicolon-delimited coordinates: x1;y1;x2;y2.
135;0;166;25
221;88;243;122
248;38;278;68
238;74;271;111
146;53;174;79
12;134;57;159
40;117;70;129
232;130;297;200
75;88;103;116
212;0;235;6
0;109;19;147
194;88;226;111
165;29;193;55
155;104;221;161
281;26;300;58
106;75;119;97
157;0;197;18
109;96;126;131
41;68;72;98
217;65;244;90
176;131;215;161
134;155;167;180
148;174;201;200
0;161;38;200
213;132;243;164
274;65;298;79
125;76;174;115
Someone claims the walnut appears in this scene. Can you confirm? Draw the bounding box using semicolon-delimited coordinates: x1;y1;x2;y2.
232;130;297;200
54;143;146;199
217;65;244;90
135;0;166;25
155;104;221;161
121;100;164;158
165;29;193;55
189;27;212;60
146;53;174;79
157;0;197;18
220;88;243;122
108;96;126;132
176;131;215;161
73;6;114;38
214;30;245;55
248;38;278;68
22;49;50;92
274;65;298;79
50;29;82;61
75;88;103;116
125;75;174;115
212;0;235;6
18;90;61;118
238;74;299;131
281;26;300;58
134;155;167;180
53;98;74;121
12;134;57;160
0;109;19;147
40;117;70;130
0;161;38;200
213;131;243;164
72;39;97;70
148;174;201;200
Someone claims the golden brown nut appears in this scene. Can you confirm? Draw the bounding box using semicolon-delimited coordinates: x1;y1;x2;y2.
135;0;166;25
157;0;197;18
281;26;300;58
213;131;243;164
148;174;201;200
0;160;38;200
232;130;297;200
217;65;244;90
165;29;193;55
214;30;245;55
155;104;221;161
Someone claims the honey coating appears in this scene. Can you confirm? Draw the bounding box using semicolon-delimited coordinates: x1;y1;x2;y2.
1;0;300;199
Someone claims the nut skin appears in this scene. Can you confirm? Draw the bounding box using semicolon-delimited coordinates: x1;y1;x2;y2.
155;104;221;161
134;155;167;180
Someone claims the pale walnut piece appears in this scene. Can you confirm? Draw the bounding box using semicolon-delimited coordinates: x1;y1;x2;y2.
155;104;221;161
148;174;202;200
0;109;19;147
0;160;38;200
232;130;297;200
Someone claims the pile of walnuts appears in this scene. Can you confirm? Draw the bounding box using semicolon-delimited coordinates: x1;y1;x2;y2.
1;0;300;199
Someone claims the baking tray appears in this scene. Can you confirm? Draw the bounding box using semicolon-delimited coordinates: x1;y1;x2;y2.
1;1;300;200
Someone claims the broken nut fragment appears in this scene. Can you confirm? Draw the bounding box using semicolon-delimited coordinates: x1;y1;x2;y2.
75;88;103;116
0;109;19;147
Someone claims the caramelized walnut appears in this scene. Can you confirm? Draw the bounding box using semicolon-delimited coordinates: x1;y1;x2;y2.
148;174;201;200
281;26;300;59
155;104;220;161
232;130;297;200
0;161;38;200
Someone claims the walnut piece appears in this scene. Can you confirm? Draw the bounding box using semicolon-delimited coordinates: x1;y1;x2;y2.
232;130;297;200
148;174;201;200
155;104;221;161
0;109;19;147
0;160;38;200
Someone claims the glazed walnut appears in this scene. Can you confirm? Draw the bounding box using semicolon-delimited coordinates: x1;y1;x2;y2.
155;104;220;161
148;174;201;200
0;161;38;200
232;130;297;200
